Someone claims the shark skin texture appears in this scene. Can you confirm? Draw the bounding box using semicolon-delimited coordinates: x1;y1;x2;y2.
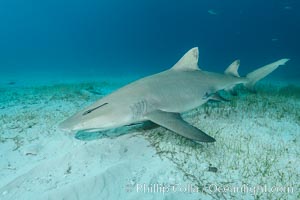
59;47;289;143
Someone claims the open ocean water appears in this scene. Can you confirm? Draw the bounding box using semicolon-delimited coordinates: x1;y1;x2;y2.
0;1;299;200
0;0;299;83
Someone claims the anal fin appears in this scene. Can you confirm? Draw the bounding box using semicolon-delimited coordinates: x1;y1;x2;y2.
146;110;216;143
209;93;229;102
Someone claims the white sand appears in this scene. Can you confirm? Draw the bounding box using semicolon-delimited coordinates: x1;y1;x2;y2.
0;81;299;199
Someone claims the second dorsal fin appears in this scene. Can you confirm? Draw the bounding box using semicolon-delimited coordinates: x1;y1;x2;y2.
224;60;240;77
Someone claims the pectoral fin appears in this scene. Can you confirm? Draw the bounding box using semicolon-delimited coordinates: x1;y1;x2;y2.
146;110;216;143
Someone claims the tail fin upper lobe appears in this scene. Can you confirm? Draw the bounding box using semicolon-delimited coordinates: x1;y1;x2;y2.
244;59;290;90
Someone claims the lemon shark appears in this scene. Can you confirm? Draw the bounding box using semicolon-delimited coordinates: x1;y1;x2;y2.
59;47;289;142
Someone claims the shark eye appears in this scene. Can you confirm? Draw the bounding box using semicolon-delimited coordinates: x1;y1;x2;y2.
82;103;108;116
202;92;210;99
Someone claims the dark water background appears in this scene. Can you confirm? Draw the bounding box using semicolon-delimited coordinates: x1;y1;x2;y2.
0;0;299;82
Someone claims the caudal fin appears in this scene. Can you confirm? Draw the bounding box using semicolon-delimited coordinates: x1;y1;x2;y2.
244;59;290;90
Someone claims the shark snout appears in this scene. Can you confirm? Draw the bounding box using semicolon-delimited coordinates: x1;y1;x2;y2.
59;102;134;134
59;113;117;133
58;118;83;133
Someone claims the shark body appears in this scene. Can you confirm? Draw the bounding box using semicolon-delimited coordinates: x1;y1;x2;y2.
59;47;289;142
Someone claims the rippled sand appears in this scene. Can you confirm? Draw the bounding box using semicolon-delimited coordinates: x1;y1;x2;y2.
0;81;299;200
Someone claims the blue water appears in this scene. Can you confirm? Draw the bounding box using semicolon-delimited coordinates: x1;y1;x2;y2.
0;0;299;81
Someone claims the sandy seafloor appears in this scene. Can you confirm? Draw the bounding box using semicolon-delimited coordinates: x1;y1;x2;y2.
0;77;299;200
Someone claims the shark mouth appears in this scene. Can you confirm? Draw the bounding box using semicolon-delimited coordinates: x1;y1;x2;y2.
82;103;108;116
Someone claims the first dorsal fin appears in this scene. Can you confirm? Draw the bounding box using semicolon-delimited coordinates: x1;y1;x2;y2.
224;60;240;77
171;47;200;71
